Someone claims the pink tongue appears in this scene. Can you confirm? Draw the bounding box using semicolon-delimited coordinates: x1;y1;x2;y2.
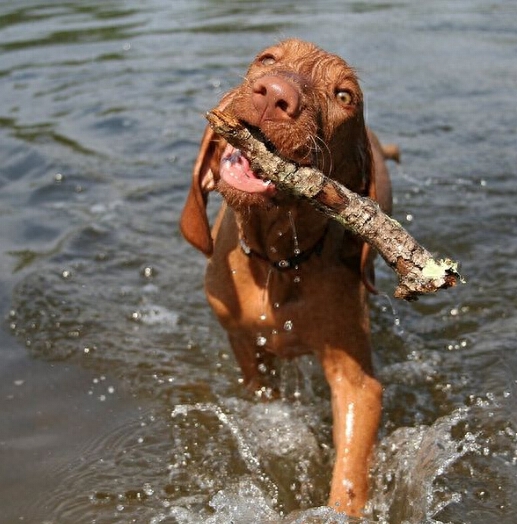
220;144;276;194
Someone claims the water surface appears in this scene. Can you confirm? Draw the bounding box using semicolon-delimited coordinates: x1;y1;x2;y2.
1;1;517;523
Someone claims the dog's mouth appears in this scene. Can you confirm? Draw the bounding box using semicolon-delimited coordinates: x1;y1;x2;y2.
220;144;276;196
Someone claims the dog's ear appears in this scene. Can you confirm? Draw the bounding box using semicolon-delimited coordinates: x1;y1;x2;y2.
180;92;235;256
359;129;378;294
365;129;392;215
180;124;221;256
359;129;394;293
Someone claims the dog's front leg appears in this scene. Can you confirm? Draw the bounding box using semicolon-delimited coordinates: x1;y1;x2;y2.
228;333;278;398
320;347;382;516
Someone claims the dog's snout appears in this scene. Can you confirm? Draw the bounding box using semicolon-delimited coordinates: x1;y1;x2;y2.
251;75;301;121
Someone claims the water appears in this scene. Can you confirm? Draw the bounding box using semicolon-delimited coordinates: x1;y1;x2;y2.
1;1;517;522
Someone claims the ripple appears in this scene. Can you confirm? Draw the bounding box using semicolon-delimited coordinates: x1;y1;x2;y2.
2;1;517;522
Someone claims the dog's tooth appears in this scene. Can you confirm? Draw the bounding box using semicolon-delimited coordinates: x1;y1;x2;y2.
229;149;242;164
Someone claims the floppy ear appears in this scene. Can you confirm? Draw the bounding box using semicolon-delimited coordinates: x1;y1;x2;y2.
359;129;381;294
179;124;221;256
366;128;393;215
180;92;236;256
359;129;395;293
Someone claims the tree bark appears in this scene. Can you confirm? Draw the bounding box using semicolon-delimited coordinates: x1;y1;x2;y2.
206;109;463;301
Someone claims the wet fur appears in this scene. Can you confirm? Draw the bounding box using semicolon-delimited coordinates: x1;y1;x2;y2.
180;39;394;516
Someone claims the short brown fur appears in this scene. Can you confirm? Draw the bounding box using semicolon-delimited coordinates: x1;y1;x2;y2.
180;39;394;516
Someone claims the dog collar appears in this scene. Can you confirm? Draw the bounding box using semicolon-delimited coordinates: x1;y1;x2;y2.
239;227;327;271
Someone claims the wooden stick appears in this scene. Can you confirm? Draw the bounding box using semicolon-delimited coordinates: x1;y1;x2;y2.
206;109;463;301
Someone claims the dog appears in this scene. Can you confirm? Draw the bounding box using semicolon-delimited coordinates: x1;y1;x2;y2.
180;39;395;516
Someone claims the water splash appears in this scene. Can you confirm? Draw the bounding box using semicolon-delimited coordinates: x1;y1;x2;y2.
171;402;279;504
168;399;334;520
377;292;404;336
278;355;321;403
279;506;355;523
369;408;479;523
206;479;278;523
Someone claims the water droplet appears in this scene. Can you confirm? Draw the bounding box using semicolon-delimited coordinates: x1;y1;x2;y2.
283;320;293;331
273;302;280;309
293;276;301;283
255;386;275;400
474;488;489;500
256;335;267;347
294;248;301;255
259;313;267;321
142;266;155;278
270;246;277;254
406;214;413;222
61;269;72;279
54;173;64;183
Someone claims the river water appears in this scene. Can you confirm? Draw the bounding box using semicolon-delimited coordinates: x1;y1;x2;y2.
1;1;516;523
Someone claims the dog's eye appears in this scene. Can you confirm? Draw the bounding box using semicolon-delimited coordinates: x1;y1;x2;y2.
260;54;276;66
336;89;353;106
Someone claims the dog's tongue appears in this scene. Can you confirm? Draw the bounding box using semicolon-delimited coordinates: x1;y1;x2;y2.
220;144;276;195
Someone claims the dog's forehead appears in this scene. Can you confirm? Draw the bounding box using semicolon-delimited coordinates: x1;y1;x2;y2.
252;39;358;85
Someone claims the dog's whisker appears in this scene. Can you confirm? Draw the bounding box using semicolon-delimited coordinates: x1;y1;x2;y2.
314;134;333;173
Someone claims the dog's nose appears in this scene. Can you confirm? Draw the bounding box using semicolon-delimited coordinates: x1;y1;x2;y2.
252;75;301;121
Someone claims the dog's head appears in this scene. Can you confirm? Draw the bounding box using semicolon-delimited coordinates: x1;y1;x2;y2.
181;39;374;256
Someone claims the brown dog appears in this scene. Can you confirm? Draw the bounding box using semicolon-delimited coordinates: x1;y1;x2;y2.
180;39;394;516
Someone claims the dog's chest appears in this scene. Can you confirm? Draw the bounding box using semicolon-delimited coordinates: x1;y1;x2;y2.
206;253;321;356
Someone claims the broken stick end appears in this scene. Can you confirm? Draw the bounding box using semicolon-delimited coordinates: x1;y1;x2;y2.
394;258;464;301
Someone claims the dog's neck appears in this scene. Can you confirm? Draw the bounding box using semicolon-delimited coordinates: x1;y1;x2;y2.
223;144;369;267
235;200;328;266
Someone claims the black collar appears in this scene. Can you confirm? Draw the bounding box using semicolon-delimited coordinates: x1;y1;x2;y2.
239;226;328;271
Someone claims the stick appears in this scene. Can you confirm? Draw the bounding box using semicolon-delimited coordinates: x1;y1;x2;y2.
206;109;463;301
